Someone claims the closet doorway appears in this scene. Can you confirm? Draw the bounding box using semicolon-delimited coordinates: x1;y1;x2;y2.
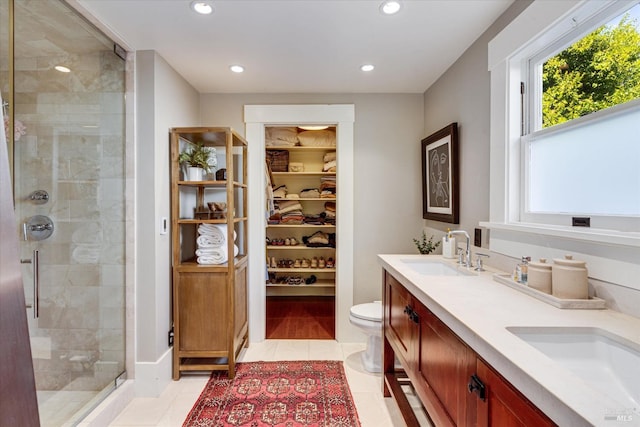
265;125;338;339
245;104;358;343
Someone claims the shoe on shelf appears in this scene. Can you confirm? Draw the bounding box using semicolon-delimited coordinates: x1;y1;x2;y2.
301;258;310;268
311;257;318;268
305;275;317;285
293;259;301;268
318;257;326;268
326;257;335;268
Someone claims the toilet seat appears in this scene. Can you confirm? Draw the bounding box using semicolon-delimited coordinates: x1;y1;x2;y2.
350;301;382;322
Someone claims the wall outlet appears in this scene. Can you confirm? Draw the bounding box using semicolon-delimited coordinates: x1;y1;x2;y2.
168;328;174;347
474;228;482;247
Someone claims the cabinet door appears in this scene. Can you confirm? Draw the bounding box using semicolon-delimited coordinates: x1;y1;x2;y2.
177;272;229;352
476;358;556;427
384;272;416;369
415;304;476;427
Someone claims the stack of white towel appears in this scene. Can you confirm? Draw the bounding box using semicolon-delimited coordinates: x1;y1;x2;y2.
196;224;238;265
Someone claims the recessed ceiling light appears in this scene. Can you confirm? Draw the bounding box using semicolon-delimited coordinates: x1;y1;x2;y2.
380;0;401;15
230;65;244;73
190;1;213;15
54;65;71;73
360;64;375;72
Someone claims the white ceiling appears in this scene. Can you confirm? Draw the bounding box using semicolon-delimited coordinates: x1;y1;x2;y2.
76;0;514;94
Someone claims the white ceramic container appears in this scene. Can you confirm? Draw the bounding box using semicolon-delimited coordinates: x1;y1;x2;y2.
552;255;589;299
528;258;552;294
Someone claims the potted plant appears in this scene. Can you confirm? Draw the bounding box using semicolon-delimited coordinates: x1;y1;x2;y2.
413;231;440;255
178;143;214;181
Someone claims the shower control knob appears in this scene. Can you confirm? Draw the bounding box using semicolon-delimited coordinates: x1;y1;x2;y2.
28;190;49;204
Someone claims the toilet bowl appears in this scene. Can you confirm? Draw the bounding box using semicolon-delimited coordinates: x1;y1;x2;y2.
349;301;382;373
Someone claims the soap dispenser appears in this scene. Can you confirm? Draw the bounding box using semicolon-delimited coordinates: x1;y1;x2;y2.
442;229;456;259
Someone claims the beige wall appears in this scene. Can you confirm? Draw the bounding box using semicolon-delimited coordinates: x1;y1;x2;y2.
135;51;199;394
422;0;532;242
200;94;424;304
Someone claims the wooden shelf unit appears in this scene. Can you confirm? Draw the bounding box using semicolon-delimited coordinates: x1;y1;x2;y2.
170;127;248;380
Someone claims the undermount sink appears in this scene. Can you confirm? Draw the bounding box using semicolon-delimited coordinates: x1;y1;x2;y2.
400;259;475;276
507;326;640;412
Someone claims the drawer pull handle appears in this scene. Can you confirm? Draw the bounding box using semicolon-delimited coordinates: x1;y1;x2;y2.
468;374;486;401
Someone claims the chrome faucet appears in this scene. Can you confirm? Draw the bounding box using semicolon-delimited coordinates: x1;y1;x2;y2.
449;230;472;267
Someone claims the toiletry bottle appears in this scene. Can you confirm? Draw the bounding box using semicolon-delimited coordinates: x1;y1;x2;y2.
516;256;531;284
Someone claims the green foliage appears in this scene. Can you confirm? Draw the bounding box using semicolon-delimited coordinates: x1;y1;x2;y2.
178;143;212;173
542;14;640;127
413;231;441;255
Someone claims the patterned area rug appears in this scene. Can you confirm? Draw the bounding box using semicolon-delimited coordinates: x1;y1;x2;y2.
183;360;361;426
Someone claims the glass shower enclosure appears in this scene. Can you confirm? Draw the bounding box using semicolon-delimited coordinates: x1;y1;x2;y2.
1;0;127;425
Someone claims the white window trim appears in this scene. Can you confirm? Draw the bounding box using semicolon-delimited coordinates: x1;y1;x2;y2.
483;0;640;249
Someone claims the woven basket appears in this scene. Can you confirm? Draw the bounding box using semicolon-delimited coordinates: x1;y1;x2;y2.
266;150;289;172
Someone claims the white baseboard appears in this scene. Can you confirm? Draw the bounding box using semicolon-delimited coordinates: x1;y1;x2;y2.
134;347;173;397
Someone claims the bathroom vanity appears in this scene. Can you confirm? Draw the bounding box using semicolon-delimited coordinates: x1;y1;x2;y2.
379;254;640;427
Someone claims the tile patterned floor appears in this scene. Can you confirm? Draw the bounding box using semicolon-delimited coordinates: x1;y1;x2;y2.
107;340;408;426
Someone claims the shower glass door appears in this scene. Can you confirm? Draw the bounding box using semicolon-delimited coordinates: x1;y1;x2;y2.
1;0;127;425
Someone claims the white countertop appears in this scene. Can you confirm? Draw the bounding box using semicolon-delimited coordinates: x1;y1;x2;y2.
378;254;640;427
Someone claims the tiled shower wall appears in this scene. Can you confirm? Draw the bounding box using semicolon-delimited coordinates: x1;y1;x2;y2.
14;48;126;391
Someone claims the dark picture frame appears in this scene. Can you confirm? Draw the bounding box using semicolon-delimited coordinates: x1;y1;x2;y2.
421;123;459;224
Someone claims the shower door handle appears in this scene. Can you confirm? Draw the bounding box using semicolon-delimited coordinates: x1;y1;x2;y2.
20;250;39;318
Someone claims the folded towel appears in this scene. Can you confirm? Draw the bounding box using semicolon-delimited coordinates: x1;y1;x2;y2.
323;151;336;162
197;224;236;247
277;200;303;214
299;188;320;198
273;185;287;198
323;160;336;171
197;245;239;265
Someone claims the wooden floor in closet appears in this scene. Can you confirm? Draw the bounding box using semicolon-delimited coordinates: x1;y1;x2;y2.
266;296;335;339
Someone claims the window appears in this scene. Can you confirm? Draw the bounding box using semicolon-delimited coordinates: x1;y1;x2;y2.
521;1;640;231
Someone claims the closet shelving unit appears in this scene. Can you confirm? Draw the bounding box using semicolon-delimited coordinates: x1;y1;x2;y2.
170;127;248;379
265;140;337;296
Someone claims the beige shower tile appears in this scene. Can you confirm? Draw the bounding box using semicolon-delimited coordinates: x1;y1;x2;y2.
69;200;100;221
69;157;101;180
101;243;125;265
101;265;125;286
71;242;101;264
98;328;125;352
100;307;125;330
101;178;124;201
100;285;125;308
101;156;125;179
70;222;104;244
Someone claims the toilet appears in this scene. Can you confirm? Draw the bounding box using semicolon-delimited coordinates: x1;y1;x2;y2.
349;300;383;373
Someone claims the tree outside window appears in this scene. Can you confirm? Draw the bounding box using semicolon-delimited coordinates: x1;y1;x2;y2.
542;6;640;128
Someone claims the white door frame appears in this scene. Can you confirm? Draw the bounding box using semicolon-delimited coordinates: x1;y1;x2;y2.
244;104;357;342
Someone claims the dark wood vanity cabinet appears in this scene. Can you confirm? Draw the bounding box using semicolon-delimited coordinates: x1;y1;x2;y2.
476;359;555;427
383;270;556;427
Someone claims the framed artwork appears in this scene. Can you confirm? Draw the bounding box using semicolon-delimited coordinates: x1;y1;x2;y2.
421;122;459;224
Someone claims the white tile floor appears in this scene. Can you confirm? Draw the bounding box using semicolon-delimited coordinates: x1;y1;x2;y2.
108;340;408;426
